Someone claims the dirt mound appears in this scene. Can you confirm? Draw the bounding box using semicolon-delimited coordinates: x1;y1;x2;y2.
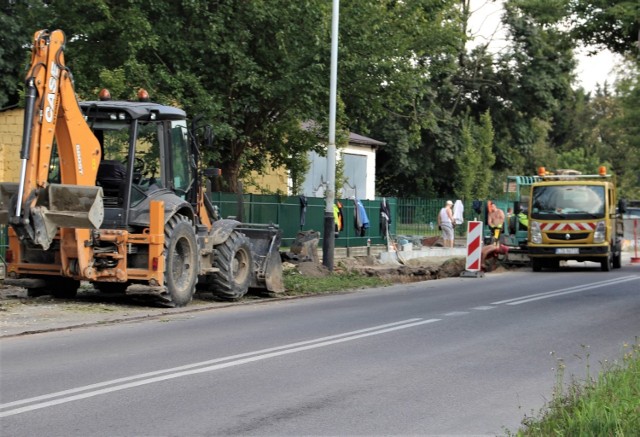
334;255;466;282
295;261;332;278
354;257;466;282
284;254;466;283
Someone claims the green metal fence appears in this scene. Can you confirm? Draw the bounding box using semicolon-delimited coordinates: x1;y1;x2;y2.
209;193;398;248
394;198;480;240
209;193;477;247
0;196;481;255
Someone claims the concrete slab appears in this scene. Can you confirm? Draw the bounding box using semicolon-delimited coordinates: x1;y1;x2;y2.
379;247;466;263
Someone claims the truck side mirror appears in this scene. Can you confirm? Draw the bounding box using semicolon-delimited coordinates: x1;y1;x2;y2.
618;199;627;214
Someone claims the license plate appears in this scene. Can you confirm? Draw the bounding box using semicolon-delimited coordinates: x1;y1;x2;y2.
556;248;579;254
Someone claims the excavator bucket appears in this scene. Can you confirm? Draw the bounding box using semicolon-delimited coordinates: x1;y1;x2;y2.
0;183;103;250
0;183;103;230
39;183;104;230
236;223;284;293
30;184;104;250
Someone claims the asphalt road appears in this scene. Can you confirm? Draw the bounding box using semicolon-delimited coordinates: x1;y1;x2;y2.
1;262;639;436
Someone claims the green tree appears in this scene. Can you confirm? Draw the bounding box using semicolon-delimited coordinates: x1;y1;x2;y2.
454;119;479;201
567;0;640;58
0;2;33;107
493;0;577;173
350;0;466;197
563;0;640;197
556;148;603;174
454;111;495;201
14;0;331;193
605;65;640;198
474;111;496;199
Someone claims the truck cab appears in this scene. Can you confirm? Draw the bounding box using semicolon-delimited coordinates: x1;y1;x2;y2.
527;167;624;271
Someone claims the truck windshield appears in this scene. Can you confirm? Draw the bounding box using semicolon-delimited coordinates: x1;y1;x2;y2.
531;185;605;219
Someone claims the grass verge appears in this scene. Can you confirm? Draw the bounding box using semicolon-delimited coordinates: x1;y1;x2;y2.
283;269;389;296
513;340;640;435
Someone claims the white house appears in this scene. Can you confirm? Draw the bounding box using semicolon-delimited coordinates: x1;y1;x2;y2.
299;132;385;200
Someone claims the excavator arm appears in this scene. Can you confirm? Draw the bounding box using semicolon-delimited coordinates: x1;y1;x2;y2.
0;29;103;250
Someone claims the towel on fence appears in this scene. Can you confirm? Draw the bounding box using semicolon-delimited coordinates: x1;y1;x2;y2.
353;197;370;236
453;199;464;225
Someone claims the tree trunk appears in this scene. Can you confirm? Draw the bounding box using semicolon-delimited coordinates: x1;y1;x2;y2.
222;159;241;193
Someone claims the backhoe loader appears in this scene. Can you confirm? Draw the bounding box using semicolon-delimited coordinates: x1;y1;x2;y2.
0;29;283;306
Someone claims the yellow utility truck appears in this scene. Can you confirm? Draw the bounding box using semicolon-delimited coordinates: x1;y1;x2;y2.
527;167;625;271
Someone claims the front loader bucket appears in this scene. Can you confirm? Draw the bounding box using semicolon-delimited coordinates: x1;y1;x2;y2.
236;223;284;293
0;182;18;224
263;251;284;293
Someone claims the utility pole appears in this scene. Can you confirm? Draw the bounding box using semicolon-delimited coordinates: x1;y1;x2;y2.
323;0;339;271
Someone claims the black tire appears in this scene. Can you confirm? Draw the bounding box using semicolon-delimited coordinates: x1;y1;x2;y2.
547;259;560;270
211;231;253;300
94;282;129;294
52;279;80;299
164;214;198;307
531;258;542;272
601;253;613;272
26;288;48;297
612;251;622;269
27;277;80;298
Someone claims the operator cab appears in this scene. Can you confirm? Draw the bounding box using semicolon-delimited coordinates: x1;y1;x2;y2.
79;98;194;228
44;92;197;229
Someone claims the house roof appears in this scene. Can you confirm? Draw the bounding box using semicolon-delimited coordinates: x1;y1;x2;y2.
301;120;385;147
349;132;385;146
0;104;19;113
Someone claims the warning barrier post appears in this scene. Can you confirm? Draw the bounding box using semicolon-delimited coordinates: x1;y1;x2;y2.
461;221;484;278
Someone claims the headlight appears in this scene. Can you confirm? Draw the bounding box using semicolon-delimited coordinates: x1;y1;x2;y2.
531;221;542;244
593;221;606;243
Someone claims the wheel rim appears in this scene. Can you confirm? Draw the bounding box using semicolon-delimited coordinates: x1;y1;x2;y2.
232;248;250;285
173;236;193;289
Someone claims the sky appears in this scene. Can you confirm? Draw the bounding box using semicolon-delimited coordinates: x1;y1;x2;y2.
467;0;621;93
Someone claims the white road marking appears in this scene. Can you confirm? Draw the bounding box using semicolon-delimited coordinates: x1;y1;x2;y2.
491;276;639;306
0;318;441;417
4;274;638;418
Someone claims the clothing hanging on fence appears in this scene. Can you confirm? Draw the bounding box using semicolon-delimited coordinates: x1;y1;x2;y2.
472;200;483;215
380;198;391;239
353;197;370;236
333;201;344;236
453;200;464;225
299;195;308;230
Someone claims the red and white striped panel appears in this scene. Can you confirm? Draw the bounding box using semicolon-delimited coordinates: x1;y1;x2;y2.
465;221;483;272
540;222;596;232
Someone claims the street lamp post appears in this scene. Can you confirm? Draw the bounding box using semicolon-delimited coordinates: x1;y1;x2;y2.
323;0;339;271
